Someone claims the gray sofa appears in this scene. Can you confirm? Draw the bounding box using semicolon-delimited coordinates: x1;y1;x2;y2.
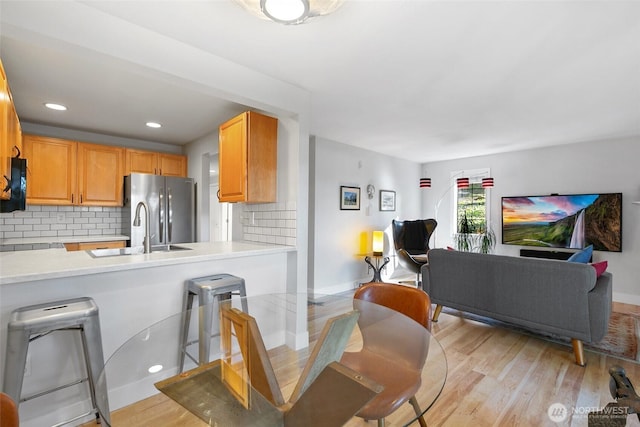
422;249;613;365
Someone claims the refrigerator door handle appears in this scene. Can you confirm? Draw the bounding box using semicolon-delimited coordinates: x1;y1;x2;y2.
159;191;164;243
168;187;173;242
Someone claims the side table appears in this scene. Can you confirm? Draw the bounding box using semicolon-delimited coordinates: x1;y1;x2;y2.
364;255;390;283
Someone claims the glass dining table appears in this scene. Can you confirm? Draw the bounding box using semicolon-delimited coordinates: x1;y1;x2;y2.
95;293;447;426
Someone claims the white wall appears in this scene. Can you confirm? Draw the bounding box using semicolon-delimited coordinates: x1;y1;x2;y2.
310;137;422;296
185;131;217;242
422;136;640;303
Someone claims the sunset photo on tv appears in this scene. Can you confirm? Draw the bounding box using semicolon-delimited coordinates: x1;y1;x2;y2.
501;193;622;252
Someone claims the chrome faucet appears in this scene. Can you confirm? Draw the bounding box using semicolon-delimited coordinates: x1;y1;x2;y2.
133;201;151;254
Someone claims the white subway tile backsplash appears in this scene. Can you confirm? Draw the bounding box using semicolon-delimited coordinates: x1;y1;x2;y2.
241;201;297;247
0;205;125;247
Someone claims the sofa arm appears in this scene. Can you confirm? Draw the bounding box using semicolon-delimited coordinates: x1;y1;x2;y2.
421;263;431;292
588;272;613;342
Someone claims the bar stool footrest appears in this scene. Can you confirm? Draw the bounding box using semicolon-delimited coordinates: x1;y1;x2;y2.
20;377;90;403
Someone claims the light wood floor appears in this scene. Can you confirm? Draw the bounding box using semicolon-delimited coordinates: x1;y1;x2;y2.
82;301;640;427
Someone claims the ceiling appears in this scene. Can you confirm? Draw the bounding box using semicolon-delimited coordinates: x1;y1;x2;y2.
1;1;639;163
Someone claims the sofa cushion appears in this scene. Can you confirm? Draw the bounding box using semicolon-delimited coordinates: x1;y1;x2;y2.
591;261;608;277
568;245;593;263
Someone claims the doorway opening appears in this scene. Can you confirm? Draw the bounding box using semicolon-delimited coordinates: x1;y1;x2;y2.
209;154;231;242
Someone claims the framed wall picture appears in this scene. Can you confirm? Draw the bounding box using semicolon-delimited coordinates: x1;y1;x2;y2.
340;186;361;210
379;190;396;211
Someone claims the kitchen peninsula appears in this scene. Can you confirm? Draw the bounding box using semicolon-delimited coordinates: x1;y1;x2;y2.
0;241;296;427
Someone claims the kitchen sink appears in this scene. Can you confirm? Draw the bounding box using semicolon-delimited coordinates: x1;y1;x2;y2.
88;245;191;258
151;244;192;252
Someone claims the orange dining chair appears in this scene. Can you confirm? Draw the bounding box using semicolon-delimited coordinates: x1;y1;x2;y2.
340;282;431;427
0;392;19;427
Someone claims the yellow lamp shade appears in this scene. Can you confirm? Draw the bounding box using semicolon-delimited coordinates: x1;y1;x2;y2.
372;231;384;256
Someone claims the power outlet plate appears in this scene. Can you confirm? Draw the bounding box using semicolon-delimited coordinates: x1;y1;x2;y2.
56;213;65;223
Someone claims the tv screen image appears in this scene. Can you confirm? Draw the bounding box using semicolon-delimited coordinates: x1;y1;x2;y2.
502;193;622;252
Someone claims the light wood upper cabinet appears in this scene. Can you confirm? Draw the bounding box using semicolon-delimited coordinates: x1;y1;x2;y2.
219;111;277;203
125;149;187;177
158;153;187;177
24;135;124;206
125;149;157;175
1;62;8;200
24;135;76;205
77;142;124;206
1;59;22;201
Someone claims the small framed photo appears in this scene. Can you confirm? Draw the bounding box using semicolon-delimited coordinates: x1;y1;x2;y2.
379;190;396;211
340;186;361;210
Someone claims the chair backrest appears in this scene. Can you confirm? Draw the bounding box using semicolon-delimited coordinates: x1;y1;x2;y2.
0;392;19;427
354;282;431;331
392;219;437;254
353;282;432;368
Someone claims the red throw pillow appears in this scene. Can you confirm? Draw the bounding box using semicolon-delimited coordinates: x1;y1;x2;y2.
591;261;608;278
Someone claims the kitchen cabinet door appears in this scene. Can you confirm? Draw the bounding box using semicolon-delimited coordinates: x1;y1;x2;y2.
77;142;124;206
125;149;187;177
1;59;22;201
158;153;187;177
0;64;9;200
219;111;277;203
125;149;157;175
64;240;126;251
24;135;77;205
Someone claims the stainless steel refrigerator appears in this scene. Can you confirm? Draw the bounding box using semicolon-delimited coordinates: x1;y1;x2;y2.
123;174;195;248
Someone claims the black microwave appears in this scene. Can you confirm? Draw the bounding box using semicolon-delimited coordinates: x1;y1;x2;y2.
1;154;27;213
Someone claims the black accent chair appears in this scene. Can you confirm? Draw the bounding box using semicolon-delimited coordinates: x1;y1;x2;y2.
391;219;437;287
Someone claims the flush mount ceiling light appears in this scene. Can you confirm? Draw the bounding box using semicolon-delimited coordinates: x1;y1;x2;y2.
44;102;67;111
234;0;344;25
146;121;162;129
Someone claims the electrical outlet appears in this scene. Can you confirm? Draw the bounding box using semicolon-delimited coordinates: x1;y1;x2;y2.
56;213;65;223
24;353;31;376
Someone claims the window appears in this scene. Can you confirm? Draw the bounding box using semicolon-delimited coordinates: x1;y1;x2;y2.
452;169;491;234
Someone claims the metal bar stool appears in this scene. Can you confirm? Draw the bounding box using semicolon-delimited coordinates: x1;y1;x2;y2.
178;273;247;372
2;297;110;426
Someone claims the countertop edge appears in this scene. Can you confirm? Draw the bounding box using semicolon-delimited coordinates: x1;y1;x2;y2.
0;242;295;286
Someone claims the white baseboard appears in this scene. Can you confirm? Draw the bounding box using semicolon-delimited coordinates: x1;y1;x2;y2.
309;279;366;300
613;291;640;306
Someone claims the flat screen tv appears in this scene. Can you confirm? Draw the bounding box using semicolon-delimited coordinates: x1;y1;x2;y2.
502;193;622;252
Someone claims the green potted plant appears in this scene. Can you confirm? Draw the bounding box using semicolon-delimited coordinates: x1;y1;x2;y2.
475;226;496;254
454;212;474;252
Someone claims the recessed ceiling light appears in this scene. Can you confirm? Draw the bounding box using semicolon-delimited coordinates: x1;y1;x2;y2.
146;122;162;129
45;103;67;111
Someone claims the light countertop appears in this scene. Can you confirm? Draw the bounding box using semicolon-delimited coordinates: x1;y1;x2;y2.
0;241;295;285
